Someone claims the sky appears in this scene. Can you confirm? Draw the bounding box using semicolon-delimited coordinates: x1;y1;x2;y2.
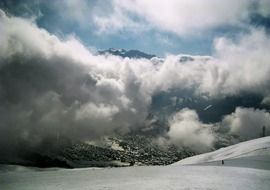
1;0;270;160
1;0;269;56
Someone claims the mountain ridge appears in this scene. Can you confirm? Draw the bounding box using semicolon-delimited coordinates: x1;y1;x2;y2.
98;48;156;59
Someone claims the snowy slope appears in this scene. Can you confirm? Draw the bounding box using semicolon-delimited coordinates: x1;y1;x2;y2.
1;165;270;190
173;137;270;170
1;137;270;190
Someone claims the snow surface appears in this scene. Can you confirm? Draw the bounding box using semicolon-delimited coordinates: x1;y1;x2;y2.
1;165;270;190
174;136;270;170
1;137;270;190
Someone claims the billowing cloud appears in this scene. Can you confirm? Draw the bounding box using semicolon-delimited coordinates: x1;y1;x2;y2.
167;107;270;152
0;8;270;159
200;28;270;96
167;108;215;153
0;10;151;158
221;107;270;140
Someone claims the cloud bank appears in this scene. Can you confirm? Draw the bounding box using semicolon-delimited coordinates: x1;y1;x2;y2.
168;108;215;153
0;9;270;157
0;10;151;156
221;107;270;140
167;107;270;152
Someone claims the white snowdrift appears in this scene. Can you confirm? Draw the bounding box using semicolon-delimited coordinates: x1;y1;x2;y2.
173;136;270;170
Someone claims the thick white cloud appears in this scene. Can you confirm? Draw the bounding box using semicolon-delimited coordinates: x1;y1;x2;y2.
75;103;119;122
200;29;270;96
0;11;151;145
167;107;270;152
221;107;270;140
92;0;269;36
1;9;270;156
168;108;215;153
139;29;270;98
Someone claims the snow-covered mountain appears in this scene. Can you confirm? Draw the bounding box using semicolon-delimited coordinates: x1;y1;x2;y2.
98;48;156;59
173;136;270;170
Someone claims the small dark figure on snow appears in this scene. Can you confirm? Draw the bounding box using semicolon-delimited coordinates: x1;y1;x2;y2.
262;126;266;137
222;160;224;165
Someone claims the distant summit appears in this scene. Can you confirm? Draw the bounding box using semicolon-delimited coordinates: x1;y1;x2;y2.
98;48;156;59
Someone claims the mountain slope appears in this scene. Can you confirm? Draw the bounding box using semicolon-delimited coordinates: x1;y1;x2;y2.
173;136;270;170
98;48;156;59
